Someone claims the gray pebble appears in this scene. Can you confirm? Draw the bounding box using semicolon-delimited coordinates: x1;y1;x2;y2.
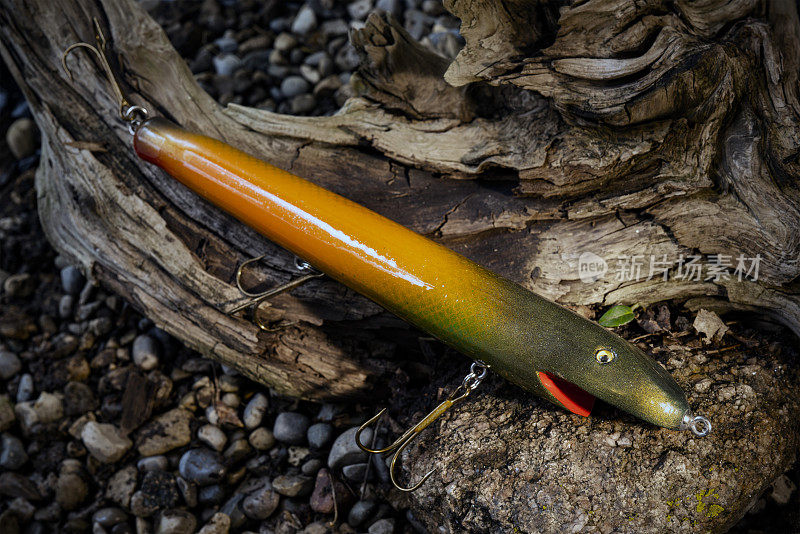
301;458;323;476
249;427;276;450
60;266;84;295
0;351;21;380
318;55;335;77
198;424;227;451
375;0;403;17
243;392;268;429
16;374;33;403
212;53;243;77
421;0;444;15
281;76;310;98
290;94;317;114
271;474;314;497
176;476;198;508
81;421;132;463
404;10;434;40
93;507;127;527
132;335;159;371
368;518;396;534
342;462;369;482
106;466;137;508
348;500;376;527
291;5;318;35
300;64;321;85
0;433;28;470
5;117;38;160
198;484;226;504
268;65;291;79
58;295;74;319
347;0;373;20
304;51;328;67
320;19;350;37
155;509;197;534
328;426;371;471
178;448;226;486
137;456;169;472
307;423;333;449
334;43;361;71
273;412;310;444
274;32;298;52
242;479;280;520
220;493;247;529
213;34;238;54
242;50;271;71
223;438;252;463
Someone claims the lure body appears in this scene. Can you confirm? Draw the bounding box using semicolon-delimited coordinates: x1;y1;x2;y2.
135;117;689;429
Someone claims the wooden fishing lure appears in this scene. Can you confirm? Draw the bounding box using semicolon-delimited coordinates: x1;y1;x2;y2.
62;23;710;465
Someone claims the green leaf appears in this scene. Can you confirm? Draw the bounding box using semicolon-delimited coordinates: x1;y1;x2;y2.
598;305;635;327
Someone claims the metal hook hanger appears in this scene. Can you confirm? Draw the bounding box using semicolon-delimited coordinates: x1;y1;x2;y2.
356;361;488;492
227;255;324;331
61;17;148;133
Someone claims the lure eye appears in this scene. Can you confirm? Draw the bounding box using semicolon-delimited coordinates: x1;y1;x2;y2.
595;348;616;364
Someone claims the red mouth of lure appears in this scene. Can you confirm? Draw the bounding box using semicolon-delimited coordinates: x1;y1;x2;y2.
537;372;595;417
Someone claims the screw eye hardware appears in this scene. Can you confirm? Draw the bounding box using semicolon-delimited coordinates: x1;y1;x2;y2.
595;348;616;364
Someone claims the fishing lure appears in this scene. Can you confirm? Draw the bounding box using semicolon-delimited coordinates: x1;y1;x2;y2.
63;21;709;491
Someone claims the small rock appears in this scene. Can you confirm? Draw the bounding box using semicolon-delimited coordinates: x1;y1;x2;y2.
239;35;272;54
137;470;179;514
5;118;38;160
693;309;729;343
291;5;317;35
243;393;268;429
224;438;252;463
368;518;395;534
291;94;317;114
155;509;197;534
249;427;275;450
375;0;402;17
272;474;314;497
273;32;297;52
342;462;368;482
178;448;226;486
16;374;33;403
0;472;40;501
7;497;34;523
404;10;434;41
273;412;310;445
299;64;321;85
421;0;444;15
307;423;333;449
55;462;86;510
220;493;247;529
328;427;371;471
242;479;280;520
60;266;84;295
176;476;198;508
770;474;796;505
93;507;128;527
81;421;132;463
348;500;376;527
136;408;193;456
347;0;373;20
33;391;64;423
309;468;336;514
0;397;15;432
198;484;226;504
320;19;349;37
213;34;238;54
106;466;138;508
213;54;243;77
198;424;227;451
197;512;230;534
64;381;98;416
3;273;34;298
132;335;159;371
0;434;28;470
280;76;311;99
302;458;323;476
137;455;169;472
0;351;21;380
58;294;74;319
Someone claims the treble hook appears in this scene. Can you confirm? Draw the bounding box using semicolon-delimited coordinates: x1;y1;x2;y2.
356;362;488;492
227;255;324;331
61;17;148;132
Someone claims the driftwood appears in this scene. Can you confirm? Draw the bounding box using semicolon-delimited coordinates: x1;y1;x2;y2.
0;0;799;408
